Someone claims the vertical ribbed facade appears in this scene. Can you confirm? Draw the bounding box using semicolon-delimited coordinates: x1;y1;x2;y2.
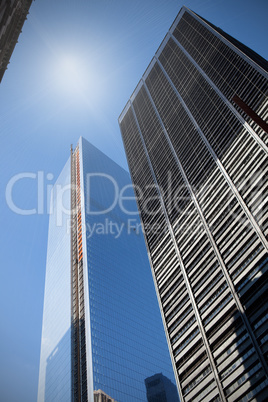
70;146;88;401
119;7;268;402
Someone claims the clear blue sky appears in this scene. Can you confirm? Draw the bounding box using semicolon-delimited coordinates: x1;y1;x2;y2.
0;0;267;400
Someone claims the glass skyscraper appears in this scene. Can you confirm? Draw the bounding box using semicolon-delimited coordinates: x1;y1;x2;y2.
119;6;268;402
38;137;177;401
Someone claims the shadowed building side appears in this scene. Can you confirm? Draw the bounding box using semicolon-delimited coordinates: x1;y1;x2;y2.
0;0;33;82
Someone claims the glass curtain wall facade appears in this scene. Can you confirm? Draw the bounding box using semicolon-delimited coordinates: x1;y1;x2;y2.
38;159;72;402
38;137;177;401
119;7;268;402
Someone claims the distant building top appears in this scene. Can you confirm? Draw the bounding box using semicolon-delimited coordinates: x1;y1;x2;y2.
145;373;179;402
94;389;117;402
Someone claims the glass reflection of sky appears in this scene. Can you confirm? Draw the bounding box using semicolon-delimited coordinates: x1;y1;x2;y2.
38;137;177;402
80;137;176;401
38;159;72;402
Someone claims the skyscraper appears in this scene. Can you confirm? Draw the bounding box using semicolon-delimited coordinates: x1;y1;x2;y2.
119;6;268;402
38;137;177;401
0;0;33;82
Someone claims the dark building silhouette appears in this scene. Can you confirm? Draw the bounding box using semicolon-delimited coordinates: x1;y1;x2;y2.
0;0;33;82
145;373;179;402
119;6;268;402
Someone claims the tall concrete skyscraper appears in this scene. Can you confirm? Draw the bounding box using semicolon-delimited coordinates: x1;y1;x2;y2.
38;137;177;401
0;0;33;82
119;6;268;402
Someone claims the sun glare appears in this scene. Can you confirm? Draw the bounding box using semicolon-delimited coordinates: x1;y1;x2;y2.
56;55;84;92
49;52;105;108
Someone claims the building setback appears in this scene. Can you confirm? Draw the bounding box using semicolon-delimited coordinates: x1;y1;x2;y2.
119;6;268;402
38;137;177;401
0;0;33;82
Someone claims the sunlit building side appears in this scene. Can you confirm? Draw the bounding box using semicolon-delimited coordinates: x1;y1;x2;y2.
0;0;33;82
38;137;177;401
119;6;268;402
94;389;116;402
